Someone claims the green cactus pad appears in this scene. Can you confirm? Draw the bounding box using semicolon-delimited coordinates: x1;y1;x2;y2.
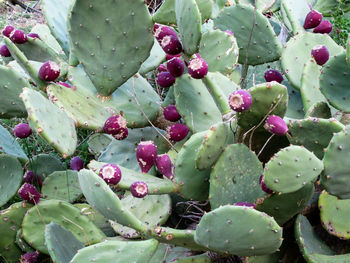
22;199;106;254
194;205;282;256
214;4;282;65
29;24;64;55
281;33;344;90
45;222;84;263
237;82;288;130
87;133;114;157
0;202;33;262
196;122;229;170
256;182;314;225
15;229;34;253
174;132;211;201
314;0;350;16
319;191;350;240
41;170;83;203
70;239;159;263
263;145;323;194
0;123;28;163
305;102;332;119
175;0;202;56
198;29;239;75
288;118;344;159
7;60;43;83
68;0;154;96
240;0;277;12
209;144;265;209
285;82;304;120
139;40;166;75
174;74;222;133
0;65;29;119
171;253;212;263
321;127;350;199
320;53;350;112
280;0;309;34
0;154;24;207
20;88;77;157
27;154;65;180
347;35;350;65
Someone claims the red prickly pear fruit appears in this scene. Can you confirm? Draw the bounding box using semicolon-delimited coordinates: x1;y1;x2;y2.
163;105;181;122
158;64;168;72
303;9;322;29
167;123;189;142
311;45;329;66
18;183;41;204
264;115;288;136
166;53;181;61
187;56;208;79
9;29;28;44
160;35;183;55
57;81;72;88
70;156;84;171
2;25;15;37
14;123;32;138
136;141;158;173
99;163;122;185
153;24;178;42
130;181;148;198
313;20;332;34
228;90;252;112
27;33;40;39
20;251;39;263
155;154;174;179
225;30;233;35
234;202;256;209
167;57;184;77
156;72;176;88
103;115;128;140
0;45;11;57
259;174;273;194
38;61;60;81
24;171;42;187
264;69;284;83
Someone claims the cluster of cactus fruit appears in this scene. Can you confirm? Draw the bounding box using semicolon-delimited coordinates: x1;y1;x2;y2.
1;0;350;262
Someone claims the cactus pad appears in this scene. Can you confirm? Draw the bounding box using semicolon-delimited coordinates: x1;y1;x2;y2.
0;123;28;163
28;153;65;180
87;133;114;157
139;40;166;75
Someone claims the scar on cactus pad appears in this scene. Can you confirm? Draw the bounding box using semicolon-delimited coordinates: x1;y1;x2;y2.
228;90;252;112
104;114;128;140
136;141;158;173
38;61;60;81
130;181;149;198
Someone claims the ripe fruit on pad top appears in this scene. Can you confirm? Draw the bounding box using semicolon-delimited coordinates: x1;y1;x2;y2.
104;115;128;140
70;156;84;171
156;72;176;88
38;61;60;81
166;53;181;61
160;35;183;55
228;90;252;112
311;45;329;66
153;24;178;42
158;64;168;72
9;29;28;44
24;171;42;187
0;45;11;57
136;141;158;173
14;123;32;138
167;57;184;77
27;33;40;39
303;9;322;29
130;181;149;198
259;174;273;194
2;25;15;37
264;115;288;136
57;82;72;88
166;123;189;142
18;183;41;204
313;20;332;34
20;251;39;263
163;105;181;122
264;69;283;83
99;163;122;185
188;56;208;79
156;154;174;179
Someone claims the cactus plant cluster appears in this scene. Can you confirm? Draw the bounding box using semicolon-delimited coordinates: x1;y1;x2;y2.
1;0;350;262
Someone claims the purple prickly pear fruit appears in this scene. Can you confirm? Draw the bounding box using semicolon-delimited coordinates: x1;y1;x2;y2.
0;45;11;57
9;29;28;44
167;57;184;77
18;183;41;204
70;156;84;171
160;35;183;55
158;64;168;72
20;251;39;263
136;141;158;173
228;90;252;112
166;53;181;61
234;202;256;209
156;72;176;88
311;45;329;66
163;105;181;122
264;69;284;83
14;123;32;138
155;154;174;179
2;25;15;37
303;9;322;29
38;61;60;81
259;174;273;194
57;81;72;88
225;30;233;35
153;24;178;42
167;123;189;142
103;115;128;140
24;171;43;187
264;115;288;136
187;56;208;79
313;20;332;34
27;33;40;39
99;163;122;185
130;181;148;198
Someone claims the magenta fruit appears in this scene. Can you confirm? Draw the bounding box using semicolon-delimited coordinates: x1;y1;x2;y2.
167;57;184;77
264;69;284;83
27;33;40;39
0;45;11;57
18;183;41;204
228;90;252;112
57;81;72;88
136;141;158;173
153;24;178;42
103;115;128;140
14;123;32;138
20;251;39;263
130;181;149;198
166;53;181;61
156;72;176;88
259;174;273;194
167;123;189;142
303;9;322;29
160;35;183;55
2;25;15;37
264;115;288;136
158;64;168;72
187;56;208;79
70;156;84;171
99;163;122;185
155;154;174;179
10;29;28;44
313;20;332;34
311;45;329;66
163;105;181;122
234;202;256;209
38;61;60;81
24;171;43;187
225;30;233;35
